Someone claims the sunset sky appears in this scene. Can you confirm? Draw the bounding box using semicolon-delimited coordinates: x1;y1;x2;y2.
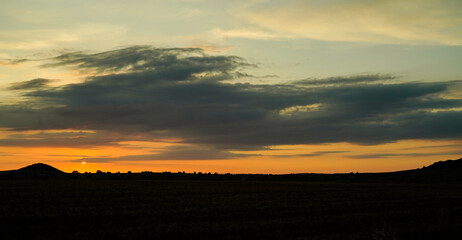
1;0;461;173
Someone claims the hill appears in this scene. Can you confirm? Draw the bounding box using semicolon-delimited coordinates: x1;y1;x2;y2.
0;163;65;179
425;158;462;170
0;158;461;182
17;163;64;174
408;157;462;182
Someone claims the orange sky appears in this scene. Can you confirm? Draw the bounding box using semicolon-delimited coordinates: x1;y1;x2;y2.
1;128;460;174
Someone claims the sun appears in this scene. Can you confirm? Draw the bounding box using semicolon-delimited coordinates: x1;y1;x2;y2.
81;161;86;165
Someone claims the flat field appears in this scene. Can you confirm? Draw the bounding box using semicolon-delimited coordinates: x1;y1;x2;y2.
0;179;460;239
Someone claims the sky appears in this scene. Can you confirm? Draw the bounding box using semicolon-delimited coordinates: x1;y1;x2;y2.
0;0;461;173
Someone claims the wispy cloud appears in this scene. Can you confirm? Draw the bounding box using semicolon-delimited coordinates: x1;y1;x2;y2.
0;23;127;50
8;78;53;90
0;58;29;66
348;151;462;159
274;151;350;158
292;74;398;86
231;0;462;45
210;28;283;40
76;145;260;162
188;39;234;53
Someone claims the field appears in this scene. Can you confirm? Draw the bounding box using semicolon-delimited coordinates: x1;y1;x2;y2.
0;179;461;239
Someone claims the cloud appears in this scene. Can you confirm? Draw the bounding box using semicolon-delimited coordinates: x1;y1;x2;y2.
0;58;29;66
0;130;121;148
274;150;350;158
313;151;350;154
0;23;127;50
77;145;260;163
48;154;89;158
348;151;462;159
292;74;398;86
232;0;462;45
211;28;282;40
8;78;53;90
401;144;461;150
1;46;461;154
188;39;234;53
0;152;13;156
40;46;251;77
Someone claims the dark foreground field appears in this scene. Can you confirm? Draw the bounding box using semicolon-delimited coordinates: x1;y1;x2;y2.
0;179;460;240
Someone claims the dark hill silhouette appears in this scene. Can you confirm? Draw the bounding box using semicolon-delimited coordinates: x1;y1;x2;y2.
424;158;462;170
17;163;64;174
0;158;461;181
0;163;65;179
408;157;462;182
347;157;462;183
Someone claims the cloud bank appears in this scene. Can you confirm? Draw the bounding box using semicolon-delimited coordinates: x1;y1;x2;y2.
1;46;461;161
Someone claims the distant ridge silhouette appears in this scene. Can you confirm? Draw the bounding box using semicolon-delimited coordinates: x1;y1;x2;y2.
424;158;462;170
0;158;461;181
17;163;64;174
0;163;65;179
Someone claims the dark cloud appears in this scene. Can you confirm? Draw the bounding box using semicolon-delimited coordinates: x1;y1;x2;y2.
0;131;123;148
8;78;52;90
274;151;350;158
292;74;397;86
1;46;462;159
41;46;253;79
76;145;260;163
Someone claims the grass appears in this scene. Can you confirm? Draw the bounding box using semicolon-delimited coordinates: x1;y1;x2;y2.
0;179;460;239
